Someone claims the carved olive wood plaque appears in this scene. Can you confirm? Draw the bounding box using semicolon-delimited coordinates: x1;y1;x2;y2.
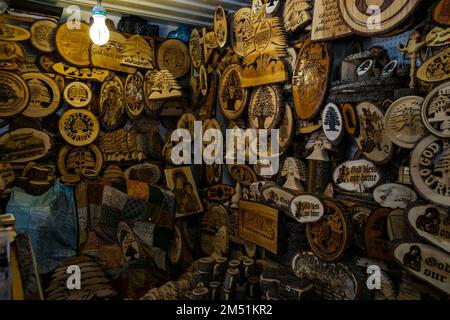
0;128;52;163
422;81;450;138
322;103;344;145
230;8;253;58
121;35;155;69
289;194;325;223
333;159;381;192
124;71;145;119
219;64;248;120
189;28;203;70
426;26;450;47
0;23;31;41
55;22;91;67
248;85;283;130
52;62;110;82
374;183;418;209
63;81;92;108
0;41;25;70
100;75;125;131
365;207;392;262
311;0;352;41
21;72;61;118
262;185;295;213
59;109;100;147
417;48;450;83
433;0;450;26
157;39;190;79
58;144;103;176
207;184;235;201
214;5;228;48
30;20;57;53
0;71;29;117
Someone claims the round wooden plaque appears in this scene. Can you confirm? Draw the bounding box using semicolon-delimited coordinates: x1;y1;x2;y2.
63;81;92;108
355;101;393;164
58;144;103;176
410;135;450;207
219;64;248;120
30;20;57;53
248;85;283;130
0;71;30;117
55;22;91;67
422;81;450;138
157;39;190;79
384;96;426;149
433;0;450;26
338;0;420;36
0;41;25;70
230;8;252;58
21;72;61;118
124;71;145;119
189;28;203;70
100;75;125;132
214;5;228;48
59;109;100;146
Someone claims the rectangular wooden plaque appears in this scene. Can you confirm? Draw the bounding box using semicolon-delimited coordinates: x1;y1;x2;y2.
311;0;352;41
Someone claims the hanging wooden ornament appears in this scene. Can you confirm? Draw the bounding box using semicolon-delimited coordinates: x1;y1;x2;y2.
214;5;228;48
421;82;450;138
311;0;352;41
52;62;110;82
0;128;52;163
283;0;313;33
63;81;92;108
55;22;91;66
219;64;248;120
124;71;145;119
0;40;25;70
144;69;182;101
91;31;136;74
293;40;330;120
58;144;103;176
59;109;100;147
0;23;31;41
121;35;155;69
0;71;30;117
100;75;125;132
21;72;61;118
248;85;283;130
433;0;450;26
230;8;253;58
157;39;190;79
189;28;203;71
30;20;57;53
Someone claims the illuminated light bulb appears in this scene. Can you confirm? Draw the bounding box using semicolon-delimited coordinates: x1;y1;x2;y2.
90;1;110;45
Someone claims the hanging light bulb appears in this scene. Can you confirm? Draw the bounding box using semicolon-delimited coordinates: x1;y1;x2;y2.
90;0;110;45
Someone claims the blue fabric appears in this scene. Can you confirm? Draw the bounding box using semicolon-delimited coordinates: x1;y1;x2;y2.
6;181;78;274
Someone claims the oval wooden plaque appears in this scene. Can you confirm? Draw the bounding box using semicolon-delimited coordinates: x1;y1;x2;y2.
355;101;393;164
214;5;228;48
342;103;359;136
422;82;450;138
338;0;420;36
55;22;91;67
433;0;450;26
0;23;31;41
0;71;29;117
230;8;253;58
121;35;155;69
219;64;248;120
393;242;450;294
52;62;110;82
21;72;61;118
374;183;418;209
157;39;190;79
0;40;25;70
384;96;426;149
410;135;450;207
248;85;283;130
407;204;450;253
322;103;343;144
425;26;450;47
30;20;57;53
279;104;294;152
199;64;208;96
365;207;392;261
189;28;203;70
290;194;325;223
417;47;450;83
63;81;92;108
306;199;350;262
333;159;381;192
262;185;295;212
124;71;145;119
293;40;330;120
0;128;52;163
58;144;103;176
100;75;125;131
227;164;257;186
207;184;235;202
59;109;99;146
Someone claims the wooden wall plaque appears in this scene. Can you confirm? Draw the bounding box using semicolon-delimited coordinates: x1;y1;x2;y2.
100;75;125;131
407;204;450;253
384;96;426;149
425;26;450;47
199;64;208;96
333;159;381;192
55;22;91;67
393;242;450;294
248;85;283;130
214;5;228;48
322;103;343;145
262;185;295;213
121;35;155;69
283;0;312;33
99;129;147;162
289;194;325;223
52;62;110;82
410;135;450;207
189;28;203;70
124;71;145;119
338;0;420;36
311;0;352;41
238;200;279;254
306;199;350;262
433;0;450;26
388;209;414;241
198;70;218;121
59;109;99;147
30;20;57;53
63;81;92;108
374;183;418;209
207;184;235;201
0;128;51;163
38;53;59;72
422;82;450;138
0;162;14;191
227;164;257;186
91;31;136;74
0;23;30;41
124;163;161;185
293;40;330;120
230;8;253;58
279;104;294;151
0;41;25;70
417;48;450;83
21;72;61;118
355;102;393;164
219;64;248;120
341;103;359;136
58;144;103;176
365;207;392;262
157;39;190;79
0;71;29;117
144;70;182;101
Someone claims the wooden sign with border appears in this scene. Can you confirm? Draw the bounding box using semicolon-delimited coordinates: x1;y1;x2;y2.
21;72;61;118
52;62;110;82
214;5;228;48
57;144;103;176
230;7;253;58
156;39;190;79
207;184;235;201
238;200;279;254
0;40;25;70
55;22;91;67
417;47;450;83
422;82;450;138
219;64;248;120
289;194;325;224
59;109;100;147
248;85;283;130
63;81;92;108
30;20;57;53
0;23;31;41
293;40;330;120
433;0;450;26
374;183;418;209
322;103;344;145
311;0;352;41
0;70;29;117
124;71;145;119
100;75;125;132
0;128;52;163
121;35;155;69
